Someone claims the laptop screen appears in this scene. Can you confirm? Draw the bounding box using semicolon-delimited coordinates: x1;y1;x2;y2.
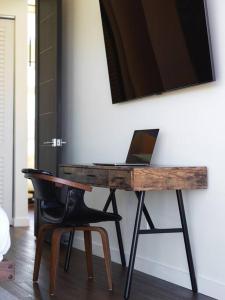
126;129;159;164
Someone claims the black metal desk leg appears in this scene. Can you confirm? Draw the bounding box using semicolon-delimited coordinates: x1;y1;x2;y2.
124;191;145;300
103;190;114;212
111;190;126;267
176;190;198;293
104;189;126;267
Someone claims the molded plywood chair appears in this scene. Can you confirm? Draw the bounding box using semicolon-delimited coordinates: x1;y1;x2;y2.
22;168;122;295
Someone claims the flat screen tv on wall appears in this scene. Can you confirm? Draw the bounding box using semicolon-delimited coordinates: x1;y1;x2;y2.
99;0;215;104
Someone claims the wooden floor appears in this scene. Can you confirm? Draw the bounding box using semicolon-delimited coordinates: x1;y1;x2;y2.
0;211;215;300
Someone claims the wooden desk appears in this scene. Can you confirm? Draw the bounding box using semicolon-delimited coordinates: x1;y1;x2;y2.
59;164;207;299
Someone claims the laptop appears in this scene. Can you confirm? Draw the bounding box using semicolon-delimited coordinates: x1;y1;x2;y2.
94;129;159;166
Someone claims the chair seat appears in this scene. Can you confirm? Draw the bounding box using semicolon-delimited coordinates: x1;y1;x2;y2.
42;203;121;225
64;207;121;226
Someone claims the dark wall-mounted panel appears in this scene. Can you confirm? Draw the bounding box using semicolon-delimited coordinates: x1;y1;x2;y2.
99;0;215;103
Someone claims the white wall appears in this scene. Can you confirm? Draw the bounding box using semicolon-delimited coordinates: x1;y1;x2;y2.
0;0;28;226
62;1;225;299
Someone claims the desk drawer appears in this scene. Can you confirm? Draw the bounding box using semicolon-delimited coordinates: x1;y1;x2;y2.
109;170;132;190
60;167;108;187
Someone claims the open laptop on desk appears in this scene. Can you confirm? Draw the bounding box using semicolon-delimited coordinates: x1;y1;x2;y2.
94;129;159;166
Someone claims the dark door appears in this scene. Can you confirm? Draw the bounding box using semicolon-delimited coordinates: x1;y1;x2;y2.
36;0;63;175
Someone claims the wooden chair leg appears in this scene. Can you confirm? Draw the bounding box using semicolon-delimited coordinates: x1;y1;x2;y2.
33;224;56;282
84;230;94;279
50;228;65;296
48;226;112;292
98;228;113;291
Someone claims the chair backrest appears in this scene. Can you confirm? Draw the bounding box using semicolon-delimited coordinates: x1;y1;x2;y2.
21;168;91;224
22;168;69;224
22;168;57;203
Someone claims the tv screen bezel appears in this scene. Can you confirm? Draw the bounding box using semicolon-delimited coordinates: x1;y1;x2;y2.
99;0;215;104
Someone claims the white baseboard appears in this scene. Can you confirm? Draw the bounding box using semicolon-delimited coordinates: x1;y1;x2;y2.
73;237;224;300
13;217;29;227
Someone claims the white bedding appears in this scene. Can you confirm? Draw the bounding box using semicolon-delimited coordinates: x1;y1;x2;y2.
0;207;10;261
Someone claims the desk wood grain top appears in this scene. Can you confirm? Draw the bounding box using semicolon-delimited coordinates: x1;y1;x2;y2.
59;164;207;191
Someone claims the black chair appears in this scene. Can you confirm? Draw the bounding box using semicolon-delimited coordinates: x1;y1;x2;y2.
22;168;122;295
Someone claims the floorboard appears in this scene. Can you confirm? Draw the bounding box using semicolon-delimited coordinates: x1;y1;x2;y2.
0;210;216;300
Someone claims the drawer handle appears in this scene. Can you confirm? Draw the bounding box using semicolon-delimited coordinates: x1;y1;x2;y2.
64;172;72;175
87;174;96;178
113;176;124;180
